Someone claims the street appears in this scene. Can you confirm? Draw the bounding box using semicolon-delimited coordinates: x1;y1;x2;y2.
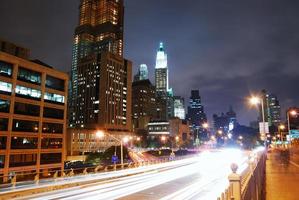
1;149;248;200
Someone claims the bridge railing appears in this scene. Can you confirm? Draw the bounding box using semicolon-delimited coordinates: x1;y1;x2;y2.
217;147;266;200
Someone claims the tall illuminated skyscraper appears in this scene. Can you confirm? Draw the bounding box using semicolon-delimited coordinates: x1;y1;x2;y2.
68;0;132;155
155;42;169;98
69;0;124;126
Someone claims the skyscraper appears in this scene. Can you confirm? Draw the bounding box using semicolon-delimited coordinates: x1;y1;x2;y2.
155;42;168;98
69;0;124;126
187;90;207;139
260;90;281;127
155;42;173;120
134;64;148;81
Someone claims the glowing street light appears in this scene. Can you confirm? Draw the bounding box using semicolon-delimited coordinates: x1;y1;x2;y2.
202;123;209;129
95;130;125;167
217;130;223;135
248;95;266;146
161;135;166;142
287;109;298;135
175;136;179;142
279;124;286;143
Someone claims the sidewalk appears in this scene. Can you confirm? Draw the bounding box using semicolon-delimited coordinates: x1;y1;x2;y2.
266;148;299;200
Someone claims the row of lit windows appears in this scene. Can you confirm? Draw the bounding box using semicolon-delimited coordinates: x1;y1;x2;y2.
0;61;65;91
0;81;65;104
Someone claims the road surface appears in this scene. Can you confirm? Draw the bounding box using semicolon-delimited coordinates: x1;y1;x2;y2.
1;149;248;200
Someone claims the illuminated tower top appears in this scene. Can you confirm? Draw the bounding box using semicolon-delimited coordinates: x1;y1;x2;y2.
155;42;168;69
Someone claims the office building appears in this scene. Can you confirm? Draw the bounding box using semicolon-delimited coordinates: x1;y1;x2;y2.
213;106;237;134
260;90;281;127
0;50;68;182
186;90;207;139
69;0;124;127
68;0;133;156
132;79;156;133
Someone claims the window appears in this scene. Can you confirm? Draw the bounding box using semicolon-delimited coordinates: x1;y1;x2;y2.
0;155;4;168
12;119;39;132
0;99;10;113
0;81;12;94
15;85;41;100
41;138;62;149
0;61;13;77
0;118;8;131
17;67;41;85
46;75;65;91
42;122;63;134
43;107;64;119
9;154;37;167
11;137;38;149
44;92;65;104
40;153;61;164
14;102;40;116
0;137;6;149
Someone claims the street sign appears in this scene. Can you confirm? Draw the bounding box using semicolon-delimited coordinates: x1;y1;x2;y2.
112;155;118;163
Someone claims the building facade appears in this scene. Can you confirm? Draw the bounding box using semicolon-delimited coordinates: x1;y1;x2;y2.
69;0;125;127
186;90;207;139
0;51;68;182
132;79;156;133
260;90;281;127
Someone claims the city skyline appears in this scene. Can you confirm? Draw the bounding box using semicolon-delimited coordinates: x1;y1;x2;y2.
0;0;299;125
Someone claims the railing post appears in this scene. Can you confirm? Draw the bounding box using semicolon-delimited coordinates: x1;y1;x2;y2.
228;163;241;200
34;174;39;185
11;175;17;188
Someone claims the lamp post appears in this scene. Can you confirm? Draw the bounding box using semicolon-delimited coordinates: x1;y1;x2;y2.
249;96;266;147
287;110;297;135
96;130;127;168
279;124;285;145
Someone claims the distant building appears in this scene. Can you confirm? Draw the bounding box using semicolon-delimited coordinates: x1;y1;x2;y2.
148;118;191;144
213;106;237;134
0;39;30;59
186;90;207;139
134;64;148;81
174;96;185;120
260;90;281;127
132;79;156;133
0;50;68;182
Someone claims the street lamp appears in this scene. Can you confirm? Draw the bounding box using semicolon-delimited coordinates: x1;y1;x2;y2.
249;96;266;146
287;110;297;135
202;123;209;129
279;124;285;144
96;130;127;168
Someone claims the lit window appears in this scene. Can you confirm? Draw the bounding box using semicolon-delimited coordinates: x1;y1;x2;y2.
44;92;65;104
15;85;41;99
0;81;12;93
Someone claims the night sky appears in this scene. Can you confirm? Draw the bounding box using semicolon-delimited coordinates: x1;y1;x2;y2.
0;0;298;125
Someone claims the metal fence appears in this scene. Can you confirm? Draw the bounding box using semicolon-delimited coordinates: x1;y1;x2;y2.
217;148;266;200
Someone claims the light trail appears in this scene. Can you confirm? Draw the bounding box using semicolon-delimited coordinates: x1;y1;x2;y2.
3;148;253;200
